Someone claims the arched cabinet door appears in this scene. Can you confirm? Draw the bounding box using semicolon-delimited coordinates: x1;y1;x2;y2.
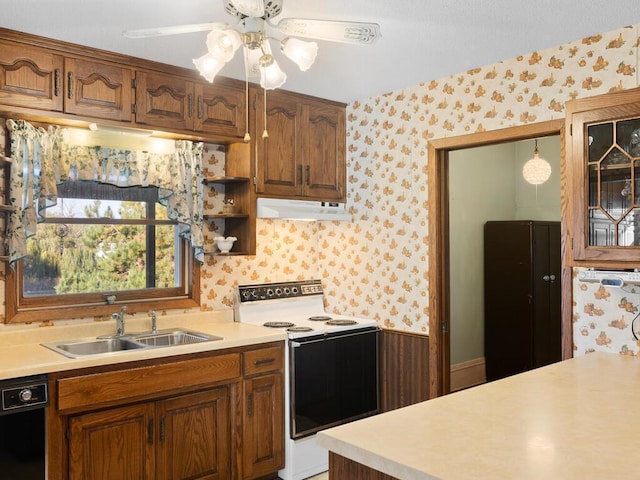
0;40;63;112
253;86;346;202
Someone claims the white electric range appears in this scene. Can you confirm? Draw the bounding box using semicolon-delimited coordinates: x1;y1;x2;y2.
235;279;380;480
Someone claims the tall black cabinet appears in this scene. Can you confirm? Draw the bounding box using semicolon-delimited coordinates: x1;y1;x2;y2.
484;221;561;381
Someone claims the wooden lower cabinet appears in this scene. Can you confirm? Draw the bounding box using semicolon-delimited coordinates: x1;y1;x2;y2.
158;388;230;480
50;343;284;480
69;402;154;480
68;387;230;480
243;374;284;479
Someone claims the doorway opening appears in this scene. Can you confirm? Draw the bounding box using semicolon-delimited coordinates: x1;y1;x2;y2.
426;119;573;397
448;137;560;391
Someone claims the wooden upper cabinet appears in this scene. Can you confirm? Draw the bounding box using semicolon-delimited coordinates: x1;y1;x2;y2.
135;70;246;137
254;87;346;201
64;57;133;121
0;40;63;111
305;101;346;201
254;88;302;197
566;87;640;266
195;82;245;137
0;41;132;121
135;70;192;131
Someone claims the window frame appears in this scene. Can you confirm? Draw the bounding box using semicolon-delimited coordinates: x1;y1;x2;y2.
4;191;201;324
5;248;200;324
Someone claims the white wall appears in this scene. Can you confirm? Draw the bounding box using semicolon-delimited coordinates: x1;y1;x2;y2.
448;136;560;365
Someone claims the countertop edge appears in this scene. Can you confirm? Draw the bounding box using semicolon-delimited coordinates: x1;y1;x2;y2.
0;314;286;380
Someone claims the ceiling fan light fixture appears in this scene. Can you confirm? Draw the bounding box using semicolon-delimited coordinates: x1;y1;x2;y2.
126;0;381;92
259;53;287;89
281;37;318;71
205;28;242;62
193;53;227;82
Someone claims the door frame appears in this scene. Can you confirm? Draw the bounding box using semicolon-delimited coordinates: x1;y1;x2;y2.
426;119;572;398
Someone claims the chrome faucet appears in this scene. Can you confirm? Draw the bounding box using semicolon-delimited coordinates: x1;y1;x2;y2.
112;306;127;337
148;310;158;334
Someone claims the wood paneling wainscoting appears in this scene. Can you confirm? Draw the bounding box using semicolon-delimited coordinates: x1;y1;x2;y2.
329;452;398;480
379;329;430;412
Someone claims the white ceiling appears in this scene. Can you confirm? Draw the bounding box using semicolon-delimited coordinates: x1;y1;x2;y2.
1;0;639;103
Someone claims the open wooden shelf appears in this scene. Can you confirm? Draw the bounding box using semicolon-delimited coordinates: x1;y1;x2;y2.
203;176;250;185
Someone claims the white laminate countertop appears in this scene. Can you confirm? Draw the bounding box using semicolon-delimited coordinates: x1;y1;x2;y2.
317;352;640;480
0;310;286;380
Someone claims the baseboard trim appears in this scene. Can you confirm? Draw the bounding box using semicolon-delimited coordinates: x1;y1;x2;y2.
450;357;486;392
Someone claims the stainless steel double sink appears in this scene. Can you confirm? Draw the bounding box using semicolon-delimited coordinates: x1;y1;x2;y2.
42;329;223;359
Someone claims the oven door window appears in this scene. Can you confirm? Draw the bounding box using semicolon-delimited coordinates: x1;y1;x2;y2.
290;328;379;439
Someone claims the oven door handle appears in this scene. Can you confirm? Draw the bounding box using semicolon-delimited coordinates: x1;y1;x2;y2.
290;328;379;347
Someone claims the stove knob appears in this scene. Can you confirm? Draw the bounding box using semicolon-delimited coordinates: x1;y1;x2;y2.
266;289;274;297
19;388;33;403
291;286;299;295
284;288;290;295
275;288;282;296
250;289;258;299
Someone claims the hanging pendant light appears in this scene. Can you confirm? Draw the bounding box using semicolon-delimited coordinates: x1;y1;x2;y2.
523;139;551;185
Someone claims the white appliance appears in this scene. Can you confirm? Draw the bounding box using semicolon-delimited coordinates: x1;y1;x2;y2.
236;279;379;480
256;197;352;221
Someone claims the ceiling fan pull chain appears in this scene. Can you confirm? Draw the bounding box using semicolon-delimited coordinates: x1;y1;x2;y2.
243;75;251;143
262;87;269;139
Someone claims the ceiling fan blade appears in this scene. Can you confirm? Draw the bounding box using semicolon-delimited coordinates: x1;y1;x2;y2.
123;22;228;39
273;18;381;45
226;0;266;18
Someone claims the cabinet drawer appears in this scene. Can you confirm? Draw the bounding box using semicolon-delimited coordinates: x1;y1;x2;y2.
243;346;283;376
57;352;241;412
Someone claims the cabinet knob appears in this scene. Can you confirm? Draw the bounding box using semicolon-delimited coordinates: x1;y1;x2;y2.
543;275;550;282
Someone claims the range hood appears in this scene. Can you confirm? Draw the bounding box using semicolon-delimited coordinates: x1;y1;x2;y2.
256;198;352;221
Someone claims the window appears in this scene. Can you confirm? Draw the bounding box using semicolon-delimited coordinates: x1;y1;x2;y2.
6;181;199;323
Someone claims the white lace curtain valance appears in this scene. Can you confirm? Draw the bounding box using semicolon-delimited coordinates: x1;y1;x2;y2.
5;119;205;264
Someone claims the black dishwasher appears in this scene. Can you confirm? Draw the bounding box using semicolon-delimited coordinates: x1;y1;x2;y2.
0;375;49;480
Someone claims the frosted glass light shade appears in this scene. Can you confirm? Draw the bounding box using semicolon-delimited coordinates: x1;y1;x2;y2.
260;55;287;90
193;53;227;83
205;29;242;62
523;152;552;185
281;37;318;71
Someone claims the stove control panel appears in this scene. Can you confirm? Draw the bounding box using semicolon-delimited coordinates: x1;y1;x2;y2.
238;279;323;303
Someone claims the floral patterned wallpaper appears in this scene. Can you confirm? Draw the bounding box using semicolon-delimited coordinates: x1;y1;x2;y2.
573;272;640;356
2;23;640;359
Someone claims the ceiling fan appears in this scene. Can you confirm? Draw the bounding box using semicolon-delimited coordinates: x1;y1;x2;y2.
123;0;381;90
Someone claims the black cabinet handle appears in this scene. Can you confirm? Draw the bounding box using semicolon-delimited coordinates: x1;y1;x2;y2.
305;165;310;186
247;393;253;417
197;95;203;119
253;357;275;366
188;93;193;118
160;416;166;442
